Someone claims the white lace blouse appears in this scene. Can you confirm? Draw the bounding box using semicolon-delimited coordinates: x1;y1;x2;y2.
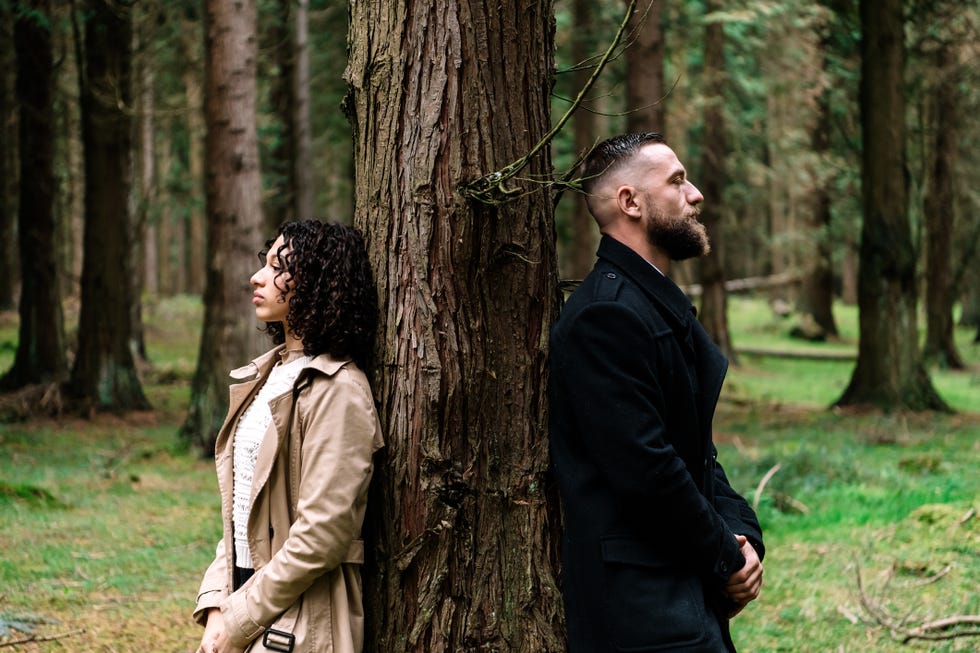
232;351;311;569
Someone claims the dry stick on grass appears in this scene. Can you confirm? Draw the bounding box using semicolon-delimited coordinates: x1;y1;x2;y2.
0;629;85;648
854;562;980;643
753;463;781;513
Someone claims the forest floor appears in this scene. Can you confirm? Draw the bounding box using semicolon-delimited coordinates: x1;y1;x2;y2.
0;295;978;652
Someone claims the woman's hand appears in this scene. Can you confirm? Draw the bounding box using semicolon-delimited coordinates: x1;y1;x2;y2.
196;608;245;653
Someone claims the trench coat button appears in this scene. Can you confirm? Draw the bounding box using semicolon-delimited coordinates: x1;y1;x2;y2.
720;561;729;573
606;272;617;279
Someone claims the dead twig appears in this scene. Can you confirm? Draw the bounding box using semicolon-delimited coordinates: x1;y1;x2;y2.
752;463;781;513
0;629;85;648
855;561;980;643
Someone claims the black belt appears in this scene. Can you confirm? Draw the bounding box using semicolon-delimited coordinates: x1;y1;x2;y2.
234;565;255;590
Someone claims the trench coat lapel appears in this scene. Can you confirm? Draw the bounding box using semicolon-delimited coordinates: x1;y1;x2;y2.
597;235;728;425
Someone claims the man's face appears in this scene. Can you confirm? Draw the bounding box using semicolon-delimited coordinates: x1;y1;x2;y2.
636;144;710;261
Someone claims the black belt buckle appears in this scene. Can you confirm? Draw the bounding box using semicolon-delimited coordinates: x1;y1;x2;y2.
263;628;295;653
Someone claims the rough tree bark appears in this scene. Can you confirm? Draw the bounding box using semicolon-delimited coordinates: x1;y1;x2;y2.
2;0;67;391
698;2;736;361
182;0;265;454
836;0;947;411
921;41;964;369
346;0;565;650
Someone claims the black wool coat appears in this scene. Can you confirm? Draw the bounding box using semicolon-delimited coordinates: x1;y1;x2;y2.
548;235;765;653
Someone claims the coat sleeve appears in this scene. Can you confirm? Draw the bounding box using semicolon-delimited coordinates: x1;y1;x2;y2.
220;369;380;647
555;300;745;583
711;447;765;560
193;538;228;626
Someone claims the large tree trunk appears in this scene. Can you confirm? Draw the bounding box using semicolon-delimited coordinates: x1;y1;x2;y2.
921;42;963;369
182;0;265;454
0;1;17;312
698;1;736;361
346;1;564;650
836;0;946;411
625;0;665;133
2;0;68;390
69;0;149;410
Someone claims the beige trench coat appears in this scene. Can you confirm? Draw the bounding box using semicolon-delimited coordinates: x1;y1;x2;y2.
194;346;383;652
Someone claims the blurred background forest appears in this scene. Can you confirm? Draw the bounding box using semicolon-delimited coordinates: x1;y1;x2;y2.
0;0;978;429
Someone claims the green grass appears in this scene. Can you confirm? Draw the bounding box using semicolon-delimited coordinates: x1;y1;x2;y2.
0;295;978;651
718;298;980;652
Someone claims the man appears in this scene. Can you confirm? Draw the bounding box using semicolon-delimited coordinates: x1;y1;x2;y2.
548;132;764;652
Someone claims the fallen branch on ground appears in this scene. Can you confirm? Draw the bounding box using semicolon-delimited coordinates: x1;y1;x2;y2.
0;629;85;648
855;561;980;643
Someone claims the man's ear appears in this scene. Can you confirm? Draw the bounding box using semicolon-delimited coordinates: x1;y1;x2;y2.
616;185;642;220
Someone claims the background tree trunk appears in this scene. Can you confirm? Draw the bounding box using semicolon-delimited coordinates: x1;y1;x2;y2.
836;0;946;411
182;0;265;454
346;0;565;650
567;0;598;280
179;6;206;295
625;0;665;133
921;42;963;369
798;88;839;337
264;0;297;231
698;2;736;361
291;0;314;222
0;1;17;312
69;0;149;410
2;0;67;390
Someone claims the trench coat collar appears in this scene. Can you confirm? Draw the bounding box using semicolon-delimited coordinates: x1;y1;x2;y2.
596;234;697;328
596;234;728;421
229;345;352;382
218;346;353;455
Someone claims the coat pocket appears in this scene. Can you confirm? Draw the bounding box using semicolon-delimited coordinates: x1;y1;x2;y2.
600;536;723;652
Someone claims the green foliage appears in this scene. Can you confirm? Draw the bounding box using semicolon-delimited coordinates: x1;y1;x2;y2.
715;296;980;650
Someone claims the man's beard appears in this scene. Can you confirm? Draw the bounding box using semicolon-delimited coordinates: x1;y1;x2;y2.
646;207;711;261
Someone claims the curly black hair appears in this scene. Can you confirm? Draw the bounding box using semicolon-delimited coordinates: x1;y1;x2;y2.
260;220;378;369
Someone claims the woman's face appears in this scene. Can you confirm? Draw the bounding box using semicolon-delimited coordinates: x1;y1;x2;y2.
250;235;293;324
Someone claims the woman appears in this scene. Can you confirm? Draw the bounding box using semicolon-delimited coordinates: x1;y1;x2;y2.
194;220;383;653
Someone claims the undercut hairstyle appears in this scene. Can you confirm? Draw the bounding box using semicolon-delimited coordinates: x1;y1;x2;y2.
260;220;378;369
580;132;666;195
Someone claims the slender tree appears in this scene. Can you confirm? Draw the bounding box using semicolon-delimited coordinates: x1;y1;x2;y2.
567;0;599;279
178;1;206;294
698;3;736;360
798;87;839;337
836;0;947;411
346;0;564;649
921;30;964;368
68;0;149;410
625;0;665;133
2;0;68;391
182;0;265;453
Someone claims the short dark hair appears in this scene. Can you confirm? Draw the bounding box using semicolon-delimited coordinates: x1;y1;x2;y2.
580;132;666;195
261;220;378;369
